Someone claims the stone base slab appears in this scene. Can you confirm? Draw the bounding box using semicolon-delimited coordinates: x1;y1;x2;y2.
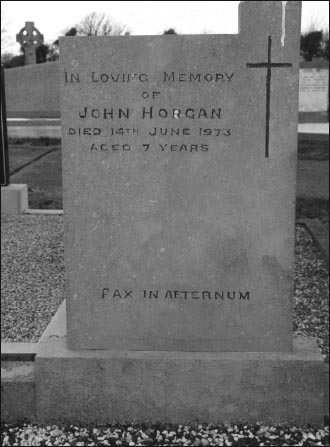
34;301;325;426
1;184;28;214
1;343;38;361
1;361;36;422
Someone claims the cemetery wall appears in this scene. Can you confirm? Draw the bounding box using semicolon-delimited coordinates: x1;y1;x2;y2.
4;61;60;118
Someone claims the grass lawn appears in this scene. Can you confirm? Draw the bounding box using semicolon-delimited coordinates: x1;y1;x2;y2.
296;134;329;219
8;134;329;218
9;138;62;210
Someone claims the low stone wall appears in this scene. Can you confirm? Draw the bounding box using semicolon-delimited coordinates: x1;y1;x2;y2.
4;62;60;118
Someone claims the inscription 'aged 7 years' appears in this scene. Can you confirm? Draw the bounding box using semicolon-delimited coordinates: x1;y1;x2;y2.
60;15;300;352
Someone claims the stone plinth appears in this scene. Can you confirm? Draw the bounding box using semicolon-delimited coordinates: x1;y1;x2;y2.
35;302;324;426
1;361;36;422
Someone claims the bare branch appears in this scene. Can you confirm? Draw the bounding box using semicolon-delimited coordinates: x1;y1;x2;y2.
75;12;129;36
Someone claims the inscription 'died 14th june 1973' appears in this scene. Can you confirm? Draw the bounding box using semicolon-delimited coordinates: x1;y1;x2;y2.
64;70;234;153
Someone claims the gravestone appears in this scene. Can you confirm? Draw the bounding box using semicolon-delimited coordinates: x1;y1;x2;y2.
0;66;28;213
1;66;10;187
299;58;329;123
16;22;44;65
36;1;324;425
61;2;299;352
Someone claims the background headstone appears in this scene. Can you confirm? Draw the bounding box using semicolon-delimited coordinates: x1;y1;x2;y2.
299;58;329;123
1;66;10;187
4;62;60;119
16;22;44;66
1;63;28;213
60;1;301;352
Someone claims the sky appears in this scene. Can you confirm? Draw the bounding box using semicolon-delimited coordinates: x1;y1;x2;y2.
2;1;329;55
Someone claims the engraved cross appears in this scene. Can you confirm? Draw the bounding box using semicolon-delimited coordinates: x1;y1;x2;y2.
246;36;292;158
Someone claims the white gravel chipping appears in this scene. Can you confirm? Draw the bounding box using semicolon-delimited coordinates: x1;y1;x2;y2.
1;214;64;342
1;422;329;446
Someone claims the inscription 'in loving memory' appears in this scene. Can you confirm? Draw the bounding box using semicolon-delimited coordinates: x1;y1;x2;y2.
64;71;235;84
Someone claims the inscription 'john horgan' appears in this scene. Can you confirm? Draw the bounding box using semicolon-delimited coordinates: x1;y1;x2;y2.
78;107;222;120
101;289;250;300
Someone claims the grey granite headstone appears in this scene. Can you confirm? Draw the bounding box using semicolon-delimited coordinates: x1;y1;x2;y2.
60;1;301;351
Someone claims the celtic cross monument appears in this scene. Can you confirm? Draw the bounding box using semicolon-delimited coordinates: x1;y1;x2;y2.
16;21;44;65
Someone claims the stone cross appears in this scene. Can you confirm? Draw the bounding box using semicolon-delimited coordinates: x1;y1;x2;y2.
16;22;44;65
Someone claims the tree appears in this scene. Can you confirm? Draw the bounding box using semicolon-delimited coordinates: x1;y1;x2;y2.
53;27;77;47
64;27;78;37
163;28;177;35
75;12;129;36
1;53;25;68
50;28;78;61
300;30;324;61
300;16;329;61
36;43;50;63
322;30;329;60
2;43;51;67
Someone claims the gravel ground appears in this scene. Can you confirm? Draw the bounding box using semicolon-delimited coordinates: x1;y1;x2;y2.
294;225;329;359
1;214;64;343
1;422;329;446
1;424;329;447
